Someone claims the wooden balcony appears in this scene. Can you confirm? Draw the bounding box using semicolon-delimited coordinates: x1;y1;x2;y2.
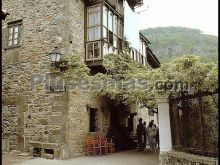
86;0;124;17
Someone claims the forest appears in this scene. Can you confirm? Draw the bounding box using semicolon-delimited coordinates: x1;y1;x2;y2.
140;27;218;63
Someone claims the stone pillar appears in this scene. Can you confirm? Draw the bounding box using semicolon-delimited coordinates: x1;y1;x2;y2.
156;96;172;151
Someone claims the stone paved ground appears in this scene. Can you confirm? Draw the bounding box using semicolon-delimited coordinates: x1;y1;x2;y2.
6;150;159;165
2;152;32;165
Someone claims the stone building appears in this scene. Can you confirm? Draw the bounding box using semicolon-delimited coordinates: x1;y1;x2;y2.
2;0;160;159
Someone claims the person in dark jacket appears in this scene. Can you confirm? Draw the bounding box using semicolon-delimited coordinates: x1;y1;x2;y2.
136;118;144;151
143;121;147;148
156;127;159;149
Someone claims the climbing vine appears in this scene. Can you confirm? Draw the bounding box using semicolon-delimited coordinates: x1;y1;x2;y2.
50;53;218;108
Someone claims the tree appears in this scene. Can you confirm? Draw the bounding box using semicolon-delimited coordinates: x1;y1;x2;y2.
53;53;218;109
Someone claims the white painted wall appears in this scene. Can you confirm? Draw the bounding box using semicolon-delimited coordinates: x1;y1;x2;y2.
157;101;172;151
133;106;158;134
124;1;140;50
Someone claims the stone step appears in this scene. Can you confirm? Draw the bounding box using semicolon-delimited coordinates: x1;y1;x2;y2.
17;152;31;157
10;150;21;154
41;153;54;159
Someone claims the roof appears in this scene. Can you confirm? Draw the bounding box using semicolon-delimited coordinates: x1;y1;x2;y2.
139;32;151;44
147;48;160;68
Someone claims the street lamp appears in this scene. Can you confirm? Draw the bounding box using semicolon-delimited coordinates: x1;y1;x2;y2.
49;47;62;68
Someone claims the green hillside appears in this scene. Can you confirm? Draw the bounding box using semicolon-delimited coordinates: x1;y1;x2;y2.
140;27;218;63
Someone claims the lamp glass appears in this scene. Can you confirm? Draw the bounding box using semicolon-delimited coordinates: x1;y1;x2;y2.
50;53;57;62
56;53;61;62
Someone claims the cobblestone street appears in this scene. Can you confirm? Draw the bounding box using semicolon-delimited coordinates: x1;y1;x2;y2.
3;150;159;165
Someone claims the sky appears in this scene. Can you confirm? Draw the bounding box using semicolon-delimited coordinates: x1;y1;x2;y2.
136;0;218;36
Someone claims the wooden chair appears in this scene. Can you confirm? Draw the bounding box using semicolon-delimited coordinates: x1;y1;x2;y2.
106;138;115;154
85;137;101;156
93;139;102;155
98;137;107;155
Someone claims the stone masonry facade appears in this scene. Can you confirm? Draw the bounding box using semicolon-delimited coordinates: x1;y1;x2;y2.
2;0;88;158
2;0;155;159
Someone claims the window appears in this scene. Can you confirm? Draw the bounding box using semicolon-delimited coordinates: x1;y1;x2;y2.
131;50;135;60
103;6;108;27
103;6;108;41
109;46;113;54
140;55;144;64
87;5;101;41
113;15;118;35
103;42;109;57
109;31;113;45
118;38;122;51
108;11;113;32
89;108;99;132
118;19;123;39
113;35;117;47
8;21;22;47
86;42;101;59
86;4;124;60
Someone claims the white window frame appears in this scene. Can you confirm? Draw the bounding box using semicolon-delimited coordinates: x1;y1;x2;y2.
86;41;101;60
8;21;22;47
87;5;101;41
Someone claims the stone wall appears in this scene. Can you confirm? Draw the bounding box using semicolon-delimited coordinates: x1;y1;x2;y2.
160;151;218;165
2;0;85;157
2;105;18;150
66;91;111;158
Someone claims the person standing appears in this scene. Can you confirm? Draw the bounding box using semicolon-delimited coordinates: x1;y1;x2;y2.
143;121;147;149
156;126;159;149
136;118;144;151
146;121;157;152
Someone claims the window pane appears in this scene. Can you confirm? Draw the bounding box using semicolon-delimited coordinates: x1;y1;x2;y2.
88;13;95;26
94;42;100;58
87;27;94;41
103;27;107;39
113;15;117;35
113;35;117;47
118;19;122;38
9;27;13;34
118;38;122;51
132;50;135;60
87;43;93;59
14;39;18;45
103;6;108;27
88;6;100;26
14;26;19;33
109;46;113;54
103;42;109;56
109;31;113;45
95;26;100;40
108;11;113;31
94;11;100;25
14;33;18;39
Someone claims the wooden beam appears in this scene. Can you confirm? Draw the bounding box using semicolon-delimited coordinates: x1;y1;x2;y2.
170;90;218;101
